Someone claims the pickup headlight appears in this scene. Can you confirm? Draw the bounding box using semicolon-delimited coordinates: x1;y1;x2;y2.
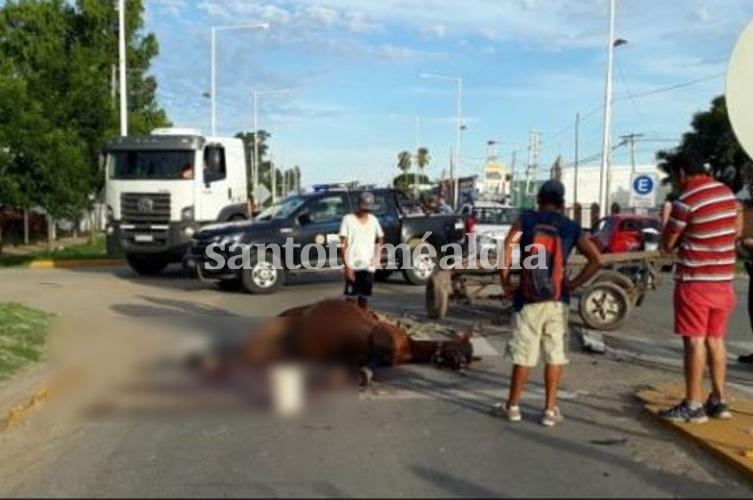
181;205;195;222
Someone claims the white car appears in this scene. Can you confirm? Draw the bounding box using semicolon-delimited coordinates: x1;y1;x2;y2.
460;202;521;261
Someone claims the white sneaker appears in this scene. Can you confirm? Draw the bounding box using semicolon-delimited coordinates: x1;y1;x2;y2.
542;408;564;427
491;402;522;422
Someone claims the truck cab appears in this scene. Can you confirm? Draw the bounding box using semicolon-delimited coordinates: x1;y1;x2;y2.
105;128;248;275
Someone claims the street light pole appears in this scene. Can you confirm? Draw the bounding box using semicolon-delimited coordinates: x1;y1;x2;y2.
210;26;217;137
118;0;127;136
253;90;259;196
598;0;617;217
574;112;580;208
210;23;269;137
420;73;463;209
455;78;463;210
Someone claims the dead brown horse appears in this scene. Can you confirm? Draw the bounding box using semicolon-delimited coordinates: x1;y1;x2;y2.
237;299;474;382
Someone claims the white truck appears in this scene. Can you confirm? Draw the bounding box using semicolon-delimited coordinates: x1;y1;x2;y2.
104;128;249;275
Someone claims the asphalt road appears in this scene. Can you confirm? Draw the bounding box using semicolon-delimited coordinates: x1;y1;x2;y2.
0;264;751;498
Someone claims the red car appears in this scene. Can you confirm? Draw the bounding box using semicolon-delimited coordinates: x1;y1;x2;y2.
591;214;661;254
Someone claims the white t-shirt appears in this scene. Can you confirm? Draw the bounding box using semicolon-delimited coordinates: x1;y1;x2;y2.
339;213;384;271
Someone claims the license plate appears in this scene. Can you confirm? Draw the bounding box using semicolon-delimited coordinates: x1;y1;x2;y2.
134;234;154;243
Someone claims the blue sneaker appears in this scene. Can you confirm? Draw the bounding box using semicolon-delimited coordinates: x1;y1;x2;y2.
705;397;733;420
659;401;709;424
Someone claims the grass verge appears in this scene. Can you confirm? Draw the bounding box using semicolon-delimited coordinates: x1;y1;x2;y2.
0;235;107;268
0;303;51;380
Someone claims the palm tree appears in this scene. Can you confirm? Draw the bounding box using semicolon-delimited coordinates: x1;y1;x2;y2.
415;147;431;171
397;151;412;173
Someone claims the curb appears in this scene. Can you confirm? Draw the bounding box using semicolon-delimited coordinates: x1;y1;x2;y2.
0;371;78;433
1;386;49;432
28;259;126;269
637;384;753;484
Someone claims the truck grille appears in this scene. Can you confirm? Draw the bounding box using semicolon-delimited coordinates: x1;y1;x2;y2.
121;193;171;225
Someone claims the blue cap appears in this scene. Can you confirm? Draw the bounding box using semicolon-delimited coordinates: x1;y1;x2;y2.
538;179;566;203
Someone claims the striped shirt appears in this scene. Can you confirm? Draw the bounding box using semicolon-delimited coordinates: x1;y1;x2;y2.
667;176;738;282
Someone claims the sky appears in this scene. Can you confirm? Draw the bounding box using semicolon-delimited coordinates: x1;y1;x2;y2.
144;0;753;187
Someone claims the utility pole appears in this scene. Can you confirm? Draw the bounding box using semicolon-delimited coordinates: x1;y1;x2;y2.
598;0;617;217
117;0;127;136
525;130;542;208
574;112;580;207
510;150;517;206
414;116;421;198
253;91;259;197
620;133;644;180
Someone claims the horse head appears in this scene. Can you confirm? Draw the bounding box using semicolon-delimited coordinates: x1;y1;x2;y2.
432;331;474;371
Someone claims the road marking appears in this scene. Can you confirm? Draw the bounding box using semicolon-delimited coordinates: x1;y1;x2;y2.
471;336;502;357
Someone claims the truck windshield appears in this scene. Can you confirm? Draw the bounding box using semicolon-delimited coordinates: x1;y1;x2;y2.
108;150;196;180
255;196;306;221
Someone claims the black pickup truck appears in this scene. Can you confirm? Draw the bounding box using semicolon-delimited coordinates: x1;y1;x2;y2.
184;188;466;294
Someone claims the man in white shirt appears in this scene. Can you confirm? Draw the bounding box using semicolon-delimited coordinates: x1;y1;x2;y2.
339;192;385;309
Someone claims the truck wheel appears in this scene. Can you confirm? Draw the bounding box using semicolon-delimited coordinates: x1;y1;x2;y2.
241;252;285;294
374;270;393;282
579;282;632;332
426;270;451;319
127;255;169;276
402;242;437;286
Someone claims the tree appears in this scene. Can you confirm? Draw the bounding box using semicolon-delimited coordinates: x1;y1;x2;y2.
657;95;753;195
397;151;412;173
0;0;169;247
393;173;430;192
235;130;272;199
415;148;431;171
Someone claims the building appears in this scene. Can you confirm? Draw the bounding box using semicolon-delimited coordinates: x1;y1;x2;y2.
478;158;511;201
559;164;669;210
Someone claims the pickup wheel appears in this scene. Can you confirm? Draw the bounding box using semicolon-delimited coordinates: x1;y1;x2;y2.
240;252;286;294
402;240;437;286
127;255;169;276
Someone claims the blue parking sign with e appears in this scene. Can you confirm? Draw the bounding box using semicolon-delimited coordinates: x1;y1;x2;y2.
633;175;654;195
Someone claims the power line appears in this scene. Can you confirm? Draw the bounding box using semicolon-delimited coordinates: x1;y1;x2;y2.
615;62;660;137
618;72;724;100
523;72;725;155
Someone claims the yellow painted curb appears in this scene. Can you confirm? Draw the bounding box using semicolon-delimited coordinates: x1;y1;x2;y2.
28;259;126;269
1;371;80;432
1;387;48;432
638;383;753;483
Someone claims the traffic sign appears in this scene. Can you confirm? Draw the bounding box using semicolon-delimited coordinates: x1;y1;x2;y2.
728;19;753;161
629;174;656;208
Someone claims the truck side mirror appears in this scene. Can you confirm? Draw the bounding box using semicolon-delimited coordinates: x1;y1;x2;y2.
203;145;226;186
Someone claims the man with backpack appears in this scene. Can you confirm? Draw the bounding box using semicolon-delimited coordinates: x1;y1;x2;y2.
496;180;603;427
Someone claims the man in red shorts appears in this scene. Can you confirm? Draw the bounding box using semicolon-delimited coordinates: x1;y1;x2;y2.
661;150;742;423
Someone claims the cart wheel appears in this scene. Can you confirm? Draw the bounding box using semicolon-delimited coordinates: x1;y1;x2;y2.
579;282;632;332
426;270;451;320
592;270;639;304
592;270;633;290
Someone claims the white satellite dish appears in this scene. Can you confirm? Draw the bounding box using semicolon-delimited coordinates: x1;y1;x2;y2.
727;19;753;161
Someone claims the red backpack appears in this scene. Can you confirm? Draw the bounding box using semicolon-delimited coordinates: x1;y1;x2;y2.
520;223;566;303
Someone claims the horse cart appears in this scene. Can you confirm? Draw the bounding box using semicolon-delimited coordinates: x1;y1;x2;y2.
425;251;664;331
